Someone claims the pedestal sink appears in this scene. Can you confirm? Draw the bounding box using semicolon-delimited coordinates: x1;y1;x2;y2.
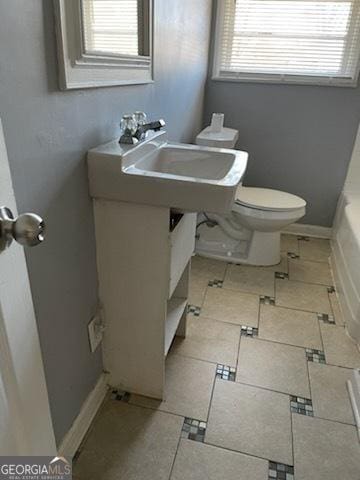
88;130;247;213
87;130;248;400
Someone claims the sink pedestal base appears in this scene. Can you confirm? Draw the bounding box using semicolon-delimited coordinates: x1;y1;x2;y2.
93;198;195;399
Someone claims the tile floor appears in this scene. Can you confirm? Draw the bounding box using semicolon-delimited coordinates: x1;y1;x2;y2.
74;235;360;480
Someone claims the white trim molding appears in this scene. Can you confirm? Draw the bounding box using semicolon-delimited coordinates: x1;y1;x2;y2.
53;0;153;90
347;370;360;442
282;223;332;239
58;373;109;458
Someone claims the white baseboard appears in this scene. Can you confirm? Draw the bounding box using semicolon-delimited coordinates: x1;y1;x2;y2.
347;370;360;442
58;373;109;458
282;223;332;239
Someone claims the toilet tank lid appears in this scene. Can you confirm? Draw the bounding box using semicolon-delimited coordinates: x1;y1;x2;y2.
196;126;239;144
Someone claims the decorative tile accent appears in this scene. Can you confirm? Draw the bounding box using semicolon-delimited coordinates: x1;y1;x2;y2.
298;236;310;242
268;461;294;480
306;348;326;364
208;279;223;288
290;396;314;416
287;252;300;259
240;325;259;337
317;312;335;324
275;272;289;279
111;389;131;402
327;286;336;294
216;364;236;381
260;295;275;305
181;417;207;443
187;304;201;316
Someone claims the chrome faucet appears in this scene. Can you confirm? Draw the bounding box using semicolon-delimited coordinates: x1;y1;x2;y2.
119;112;166;144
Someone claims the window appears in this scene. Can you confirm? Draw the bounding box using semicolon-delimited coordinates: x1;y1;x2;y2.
81;0;148;57
54;0;153;90
213;0;360;86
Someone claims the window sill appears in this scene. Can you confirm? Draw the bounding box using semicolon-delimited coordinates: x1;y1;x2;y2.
211;75;358;89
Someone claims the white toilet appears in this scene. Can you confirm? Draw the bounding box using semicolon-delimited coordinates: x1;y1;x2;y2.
195;120;306;266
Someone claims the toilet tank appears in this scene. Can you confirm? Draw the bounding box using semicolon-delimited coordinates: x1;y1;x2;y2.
195;126;239;149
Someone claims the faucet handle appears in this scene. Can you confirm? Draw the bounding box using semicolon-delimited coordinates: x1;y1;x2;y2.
119;114;138;144
134;111;147;126
120;114;137;134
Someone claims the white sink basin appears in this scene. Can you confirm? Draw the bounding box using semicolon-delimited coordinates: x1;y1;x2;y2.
88;131;248;213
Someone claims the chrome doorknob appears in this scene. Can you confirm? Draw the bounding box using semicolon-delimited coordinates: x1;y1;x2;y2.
0;206;45;250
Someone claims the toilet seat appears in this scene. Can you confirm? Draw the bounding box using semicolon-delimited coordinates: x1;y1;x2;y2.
234;187;306;212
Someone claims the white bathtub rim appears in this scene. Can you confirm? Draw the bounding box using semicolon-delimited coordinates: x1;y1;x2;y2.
331;247;360;346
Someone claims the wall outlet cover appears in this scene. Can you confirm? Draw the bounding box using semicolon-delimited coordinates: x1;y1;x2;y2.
88;315;104;353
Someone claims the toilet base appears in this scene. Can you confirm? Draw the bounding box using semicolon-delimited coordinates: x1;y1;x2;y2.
195;223;281;266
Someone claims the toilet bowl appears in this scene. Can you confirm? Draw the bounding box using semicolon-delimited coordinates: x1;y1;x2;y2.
195;125;306;266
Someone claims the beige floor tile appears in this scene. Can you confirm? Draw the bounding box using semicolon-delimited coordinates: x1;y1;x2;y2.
73;401;182;480
276;279;332;314
171;439;268;480
206;380;293;465
259;304;322;350
298;238;331;262
224;264;275;296
191;256;227;281
289;258;333;286
189;256;228;306
202;287;259;327
320;324;360;368
293;415;360;480
329;291;345;326
281;234;299;254
189;276;207;306
309;362;355;425
130;354;215;420
171;316;240;366
237;337;310;398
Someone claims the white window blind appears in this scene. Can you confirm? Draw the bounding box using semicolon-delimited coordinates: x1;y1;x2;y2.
81;0;140;57
214;0;360;85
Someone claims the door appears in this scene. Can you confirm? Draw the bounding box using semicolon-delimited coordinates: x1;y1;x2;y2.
0;118;56;455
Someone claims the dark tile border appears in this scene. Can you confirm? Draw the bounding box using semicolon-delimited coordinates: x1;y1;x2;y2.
275;272;289;279
111;389;131;402
260;296;275;305
317;312;335;324
287;252;300;259
306;348;326;364
181;418;207;443
240;325;259;337
290;395;314;416
216;364;236;381
187;305;201;316
269;461;294;479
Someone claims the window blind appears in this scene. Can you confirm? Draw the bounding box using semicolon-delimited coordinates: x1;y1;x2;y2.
81;0;139;57
215;0;360;84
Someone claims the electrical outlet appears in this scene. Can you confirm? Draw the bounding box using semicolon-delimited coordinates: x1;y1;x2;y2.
88;314;104;353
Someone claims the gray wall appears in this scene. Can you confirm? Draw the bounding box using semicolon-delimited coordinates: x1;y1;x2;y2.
0;0;212;444
205;3;360;227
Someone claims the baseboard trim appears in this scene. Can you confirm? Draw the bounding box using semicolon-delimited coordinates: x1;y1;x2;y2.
347;373;360;442
58;373;109;458
282;223;332;239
